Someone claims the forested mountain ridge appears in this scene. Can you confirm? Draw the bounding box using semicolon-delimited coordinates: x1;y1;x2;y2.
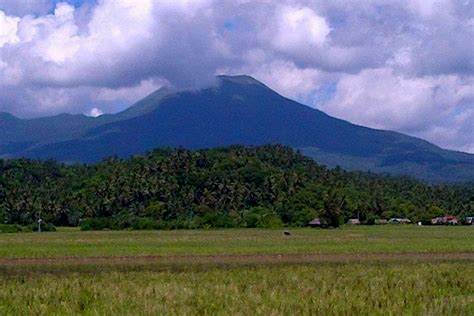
0;87;171;154
1;145;472;229
1;75;473;182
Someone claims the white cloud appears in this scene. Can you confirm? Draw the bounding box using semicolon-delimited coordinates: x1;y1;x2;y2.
87;107;103;117
270;5;331;54
406;0;451;18
0;10;19;47
227;55;327;101
0;0;472;152
322;68;474;151
97;79;166;103
26;3;80;64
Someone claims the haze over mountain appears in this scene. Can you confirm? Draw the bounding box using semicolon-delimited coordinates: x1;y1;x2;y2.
0;75;473;183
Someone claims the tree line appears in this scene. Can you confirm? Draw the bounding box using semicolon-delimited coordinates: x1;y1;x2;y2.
0;145;473;230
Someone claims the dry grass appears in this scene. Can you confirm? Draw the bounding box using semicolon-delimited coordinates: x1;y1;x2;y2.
0;226;473;314
0;262;472;315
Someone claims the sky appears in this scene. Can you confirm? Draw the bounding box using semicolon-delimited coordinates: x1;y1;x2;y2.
0;0;473;153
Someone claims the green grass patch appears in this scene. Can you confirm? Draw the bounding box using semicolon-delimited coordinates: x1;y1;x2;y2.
0;226;472;259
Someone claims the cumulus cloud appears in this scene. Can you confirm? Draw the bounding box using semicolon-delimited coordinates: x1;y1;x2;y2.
0;10;19;46
87;107;102;117
321;68;474;151
223;54;328;101
270;5;331;55
96;79;165;103
0;0;472;152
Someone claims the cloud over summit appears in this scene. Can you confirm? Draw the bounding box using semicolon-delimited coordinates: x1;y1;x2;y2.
0;0;473;153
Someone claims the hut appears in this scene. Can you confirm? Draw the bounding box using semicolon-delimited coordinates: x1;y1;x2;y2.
347;218;361;225
447;216;459;225
308;218;322;228
388;218;412;224
431;217;444;225
431;215;459;225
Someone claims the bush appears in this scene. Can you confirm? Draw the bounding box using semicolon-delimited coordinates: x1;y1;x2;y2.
143;202;165;220
292;207;317;227
0;224;52;233
113;211;136;229
80;218;116;231
0;224;28;233
32;223;57;232
80;217;161;231
243;207;283;228
131;218;161;230
365;214;376;225
265;216;284;229
200;213;237;228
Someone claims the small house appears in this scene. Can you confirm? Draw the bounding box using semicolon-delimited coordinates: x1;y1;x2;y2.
431;215;459;225
308;218;322;228
447;216;459;225
431;217;444;225
388;218;401;224
388;218;412;224
347;218;361;225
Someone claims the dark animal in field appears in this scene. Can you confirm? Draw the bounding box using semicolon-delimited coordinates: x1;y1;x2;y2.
283;231;291;236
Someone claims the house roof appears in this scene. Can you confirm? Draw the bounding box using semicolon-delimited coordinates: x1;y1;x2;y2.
309;218;321;225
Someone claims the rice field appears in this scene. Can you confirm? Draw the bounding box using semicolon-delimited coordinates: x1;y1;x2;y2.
0;226;473;315
1;226;473;258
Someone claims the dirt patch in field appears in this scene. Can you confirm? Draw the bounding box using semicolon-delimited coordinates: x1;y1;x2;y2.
1;252;473;267
1;252;472;278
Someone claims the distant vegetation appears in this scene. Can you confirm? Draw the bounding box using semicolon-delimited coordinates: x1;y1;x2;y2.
0;145;473;230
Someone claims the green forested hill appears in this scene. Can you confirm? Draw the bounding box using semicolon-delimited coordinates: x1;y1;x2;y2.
0;145;472;229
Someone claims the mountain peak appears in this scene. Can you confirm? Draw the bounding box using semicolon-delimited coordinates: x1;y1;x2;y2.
1;74;473;182
217;75;266;87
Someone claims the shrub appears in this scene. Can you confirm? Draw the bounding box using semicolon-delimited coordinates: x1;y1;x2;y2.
0;224;24;233
0;224;44;233
80;217;161;231
80;218;115;231
243;207;283;228
113;211;136;229
131;218;161;230
28;223;57;232
201;213;237;228
292;207;317;227
143;202;165;220
365;214;376;225
42;223;56;232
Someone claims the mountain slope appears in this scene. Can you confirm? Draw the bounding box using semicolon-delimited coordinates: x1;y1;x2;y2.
1;75;473;182
0;87;172;157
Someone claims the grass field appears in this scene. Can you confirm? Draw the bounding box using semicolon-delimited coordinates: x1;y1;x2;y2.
0;226;473;314
1;226;473;258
